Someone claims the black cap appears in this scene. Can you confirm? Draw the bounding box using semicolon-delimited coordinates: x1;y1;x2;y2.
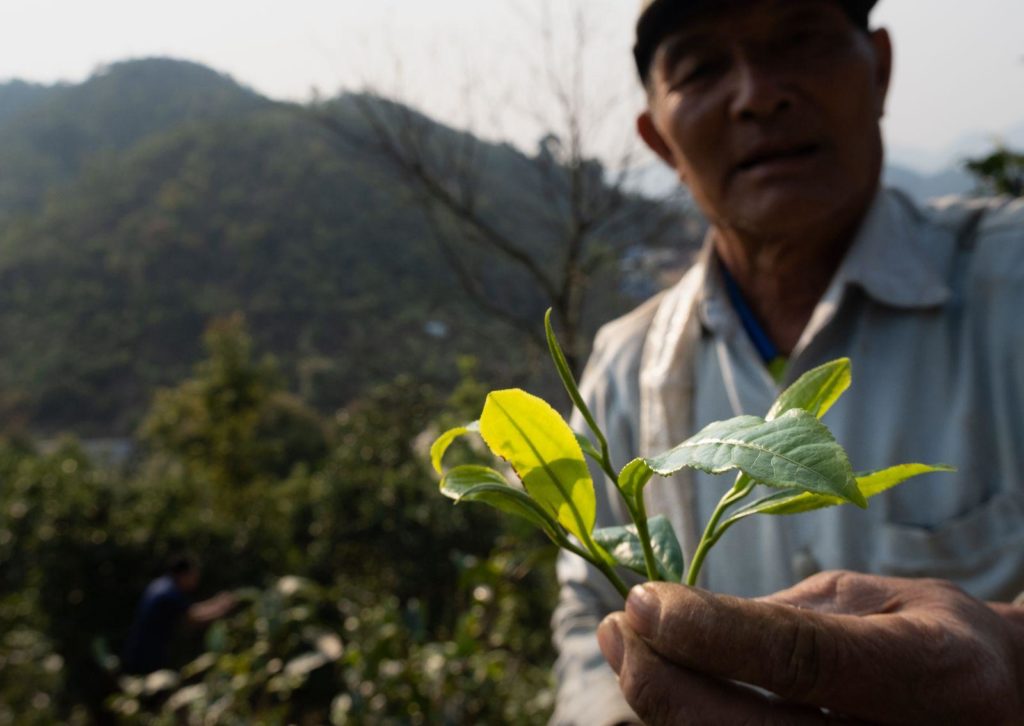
634;0;879;83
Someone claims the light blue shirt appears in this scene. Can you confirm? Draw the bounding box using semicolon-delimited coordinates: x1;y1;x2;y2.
550;188;1024;726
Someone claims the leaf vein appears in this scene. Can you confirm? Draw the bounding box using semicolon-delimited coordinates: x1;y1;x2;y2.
683;437;834;480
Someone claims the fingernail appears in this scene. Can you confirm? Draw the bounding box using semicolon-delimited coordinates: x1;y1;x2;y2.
625;584;660;638
597;617;624;674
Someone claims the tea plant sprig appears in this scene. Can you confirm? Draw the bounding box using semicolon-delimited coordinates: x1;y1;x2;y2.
431;310;952;597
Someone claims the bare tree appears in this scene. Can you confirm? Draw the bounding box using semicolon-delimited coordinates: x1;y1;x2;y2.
312;1;692;374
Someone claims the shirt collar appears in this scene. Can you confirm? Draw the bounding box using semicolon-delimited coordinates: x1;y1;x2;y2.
830;187;951;309
697;187;951;336
696;244;733;335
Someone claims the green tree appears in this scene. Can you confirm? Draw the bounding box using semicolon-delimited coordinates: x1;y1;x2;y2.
0;438;147;723
139;314;328;490
965;145;1024;197
0;336;560;722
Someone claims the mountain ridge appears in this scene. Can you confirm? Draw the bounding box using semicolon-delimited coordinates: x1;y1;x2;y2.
0;58;269;217
0;58;679;436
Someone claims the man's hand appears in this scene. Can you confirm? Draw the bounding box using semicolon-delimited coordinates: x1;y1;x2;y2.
186;591;238;626
596;571;1024;725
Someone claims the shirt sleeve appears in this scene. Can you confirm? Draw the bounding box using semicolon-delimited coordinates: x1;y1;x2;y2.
157;587;191;619
550;551;639;725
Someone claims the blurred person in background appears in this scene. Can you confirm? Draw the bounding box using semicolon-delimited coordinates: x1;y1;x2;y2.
551;0;1024;723
120;555;236;675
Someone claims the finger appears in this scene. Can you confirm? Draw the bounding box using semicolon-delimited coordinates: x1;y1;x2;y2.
598;613;853;726
622;578;928;719
760;570;911;615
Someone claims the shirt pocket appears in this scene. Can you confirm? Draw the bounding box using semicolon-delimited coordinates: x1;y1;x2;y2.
875;488;1024;602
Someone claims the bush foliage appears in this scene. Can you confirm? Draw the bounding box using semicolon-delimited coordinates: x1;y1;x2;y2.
0;319;557;724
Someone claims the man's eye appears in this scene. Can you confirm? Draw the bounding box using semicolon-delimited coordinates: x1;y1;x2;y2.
672;58;725;88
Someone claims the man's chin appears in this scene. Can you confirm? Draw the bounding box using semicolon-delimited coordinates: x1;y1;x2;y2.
723;186;865;239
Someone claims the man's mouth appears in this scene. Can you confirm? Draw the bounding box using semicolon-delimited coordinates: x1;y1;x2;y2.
735;143;821;173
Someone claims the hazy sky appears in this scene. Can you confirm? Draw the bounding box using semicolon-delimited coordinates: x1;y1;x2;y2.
2;0;1022;171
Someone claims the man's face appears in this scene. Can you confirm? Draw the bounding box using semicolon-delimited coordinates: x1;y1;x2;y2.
176;568;200;593
638;0;892;239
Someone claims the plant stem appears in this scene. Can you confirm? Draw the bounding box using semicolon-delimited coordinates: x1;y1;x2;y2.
685;523;719;588
545;309;616;480
597;458;618;487
561;537;630;599
563;513;632;600
631;494;662;582
685;473;755;587
723;473;756;507
595;557;630;599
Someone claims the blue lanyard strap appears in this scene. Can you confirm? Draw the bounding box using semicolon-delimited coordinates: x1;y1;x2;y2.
718;260;785;370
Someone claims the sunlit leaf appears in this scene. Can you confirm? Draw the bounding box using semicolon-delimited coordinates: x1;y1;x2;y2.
179;653;218;680
429;421;479;474
284;651;330;678
478;389;595;540
440;465;563;540
593;516;683;582
645;409;865;507
855;463;955;497
766;358;850;421
723;463;954;523
165;683;208;711
617;457;654;507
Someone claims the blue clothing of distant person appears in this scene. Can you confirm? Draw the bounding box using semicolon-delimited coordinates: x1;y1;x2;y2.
120;574;191;674
120;556;235;675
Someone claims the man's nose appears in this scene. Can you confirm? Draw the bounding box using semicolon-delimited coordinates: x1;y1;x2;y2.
728;54;793;122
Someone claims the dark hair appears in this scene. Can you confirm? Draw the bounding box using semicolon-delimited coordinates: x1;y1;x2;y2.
167;554;198;575
634;0;876;84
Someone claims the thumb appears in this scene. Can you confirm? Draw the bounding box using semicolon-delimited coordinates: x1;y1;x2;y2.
621;581;871;707
598;613;854;726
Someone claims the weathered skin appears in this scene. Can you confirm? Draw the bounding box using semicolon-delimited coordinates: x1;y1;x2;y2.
599;572;1024;724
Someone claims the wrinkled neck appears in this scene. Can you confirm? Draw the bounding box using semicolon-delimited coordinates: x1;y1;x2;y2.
712;220;858;355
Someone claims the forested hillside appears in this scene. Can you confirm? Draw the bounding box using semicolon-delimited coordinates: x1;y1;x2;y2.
0;58;688;436
0;58;697;723
0;59;266;216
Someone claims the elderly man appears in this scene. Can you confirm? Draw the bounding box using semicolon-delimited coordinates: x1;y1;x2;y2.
551;0;1024;723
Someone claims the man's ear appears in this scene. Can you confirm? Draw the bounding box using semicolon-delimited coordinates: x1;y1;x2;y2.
868;28;893;118
637;111;680;173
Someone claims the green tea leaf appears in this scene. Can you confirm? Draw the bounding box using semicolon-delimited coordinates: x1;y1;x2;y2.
723;488;836;521
645;409;866;507
575;432;603;466
593;516;684;582
439;463;511;498
546;309;611;467
430;421;480;474
723;463;954;522
855;463;955;497
767;358;850;421
618;457;654;507
478;389;595;540
440;465;562;540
